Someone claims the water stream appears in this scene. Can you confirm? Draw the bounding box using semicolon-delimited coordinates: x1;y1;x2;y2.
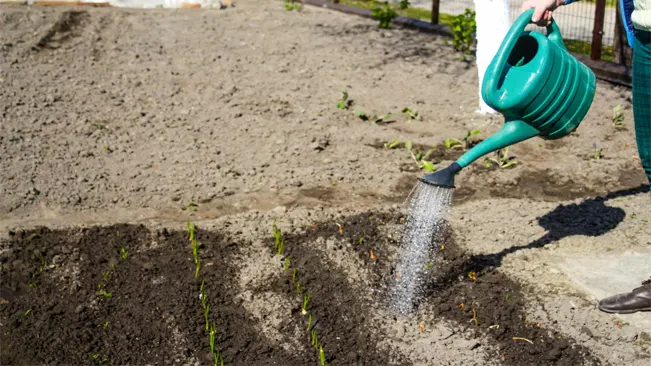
387;182;453;315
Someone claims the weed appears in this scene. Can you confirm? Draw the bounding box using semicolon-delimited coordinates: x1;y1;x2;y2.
449;9;476;56
336;90;352;110
612;104;624;129
402;107;419;122
483;147;518;169
302;294;310;315
120;247;129;260
372;2;398;29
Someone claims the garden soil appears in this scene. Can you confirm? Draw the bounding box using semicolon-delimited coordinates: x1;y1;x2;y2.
1;0;650;365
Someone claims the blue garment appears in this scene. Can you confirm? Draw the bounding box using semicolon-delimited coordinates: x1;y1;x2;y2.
564;0;636;48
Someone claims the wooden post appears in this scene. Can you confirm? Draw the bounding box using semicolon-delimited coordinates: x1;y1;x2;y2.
431;0;440;24
613;1;633;66
591;0;606;60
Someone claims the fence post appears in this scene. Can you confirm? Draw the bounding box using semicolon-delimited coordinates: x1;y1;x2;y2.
591;0;606;60
431;0;440;24
613;1;633;66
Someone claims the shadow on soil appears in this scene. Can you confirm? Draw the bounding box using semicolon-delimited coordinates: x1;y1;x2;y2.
435;183;650;284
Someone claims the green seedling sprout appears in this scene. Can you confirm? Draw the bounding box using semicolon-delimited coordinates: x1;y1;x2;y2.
311;328;319;348
384;140;400;150
209;322;217;355
273;222;284;254
24;309;31;316
336;90;350;110
182;201;198;212
187;218;196;242
296;282;301;296
284;256;290;272
484;147;518;169
283;0;301;11
612;104;624;128
319;345;326;366
301;294;310;315
292;268;297;284
592;143;604;160
359;237;365;245
402;107;419;121
120;248;128;260
307;313;313;330
405;139;437;172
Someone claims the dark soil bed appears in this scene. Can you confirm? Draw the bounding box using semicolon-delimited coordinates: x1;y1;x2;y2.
0;225;305;366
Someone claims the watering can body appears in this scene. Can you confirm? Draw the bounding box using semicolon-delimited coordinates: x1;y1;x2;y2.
455;8;596;168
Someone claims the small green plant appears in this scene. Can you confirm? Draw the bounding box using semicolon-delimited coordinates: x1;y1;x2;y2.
336;90;351;110
450;9;476;56
399;0;409;9
200;280;210;331
307;312;313;330
284;256;291;272
593;147;604;160
372;2;398;29
292;268;298;284
183;201;198;212
284;0;301;11
612;104;624;129
405;139;437;172
384;140;400;150
311;328;319;348
445;129;481;150
120;248;128;260
355;110;393;125
319;345;326;366
483;147;518;169
301;294;310;315
402;107;419;121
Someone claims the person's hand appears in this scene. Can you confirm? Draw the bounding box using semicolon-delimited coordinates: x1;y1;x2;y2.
520;0;566;26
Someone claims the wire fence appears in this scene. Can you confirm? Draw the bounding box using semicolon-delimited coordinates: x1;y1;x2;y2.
439;0;616;48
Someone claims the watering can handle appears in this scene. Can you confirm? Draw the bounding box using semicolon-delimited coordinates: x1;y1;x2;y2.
483;8;566;93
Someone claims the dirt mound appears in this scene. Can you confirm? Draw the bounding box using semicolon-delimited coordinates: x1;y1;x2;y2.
35;10;90;51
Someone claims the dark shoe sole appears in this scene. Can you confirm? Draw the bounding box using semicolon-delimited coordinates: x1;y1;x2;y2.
598;305;651;314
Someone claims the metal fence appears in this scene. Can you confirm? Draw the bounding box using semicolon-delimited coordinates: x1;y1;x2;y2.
406;0;630;65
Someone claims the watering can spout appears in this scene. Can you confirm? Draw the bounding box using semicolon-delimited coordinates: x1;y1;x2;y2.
456;120;540;168
418;120;540;189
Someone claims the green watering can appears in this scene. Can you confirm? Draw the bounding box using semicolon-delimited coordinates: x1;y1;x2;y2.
420;8;596;188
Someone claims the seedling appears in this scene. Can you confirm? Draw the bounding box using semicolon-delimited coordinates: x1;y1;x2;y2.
301;294;310;315
284;256;290;272
402;107;419;121
612;104;624;129
24;309;31;316
405;139;437;172
296;282;302;297
445;129;480;150
292;268;298;284
273;222;285;255
283;0;301;11
183;201;198;212
187;218;196;242
209;323;217;357
120;248;128;260
307;313;313;330
484;147;518;169
356;110;393;125
319;345;326;366
359;237;365;245
384;140;400;150
372;2;398;29
592;144;604;160
336;90;351;110
311;328;319;348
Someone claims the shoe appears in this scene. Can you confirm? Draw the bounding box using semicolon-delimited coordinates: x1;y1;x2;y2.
598;279;651;314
